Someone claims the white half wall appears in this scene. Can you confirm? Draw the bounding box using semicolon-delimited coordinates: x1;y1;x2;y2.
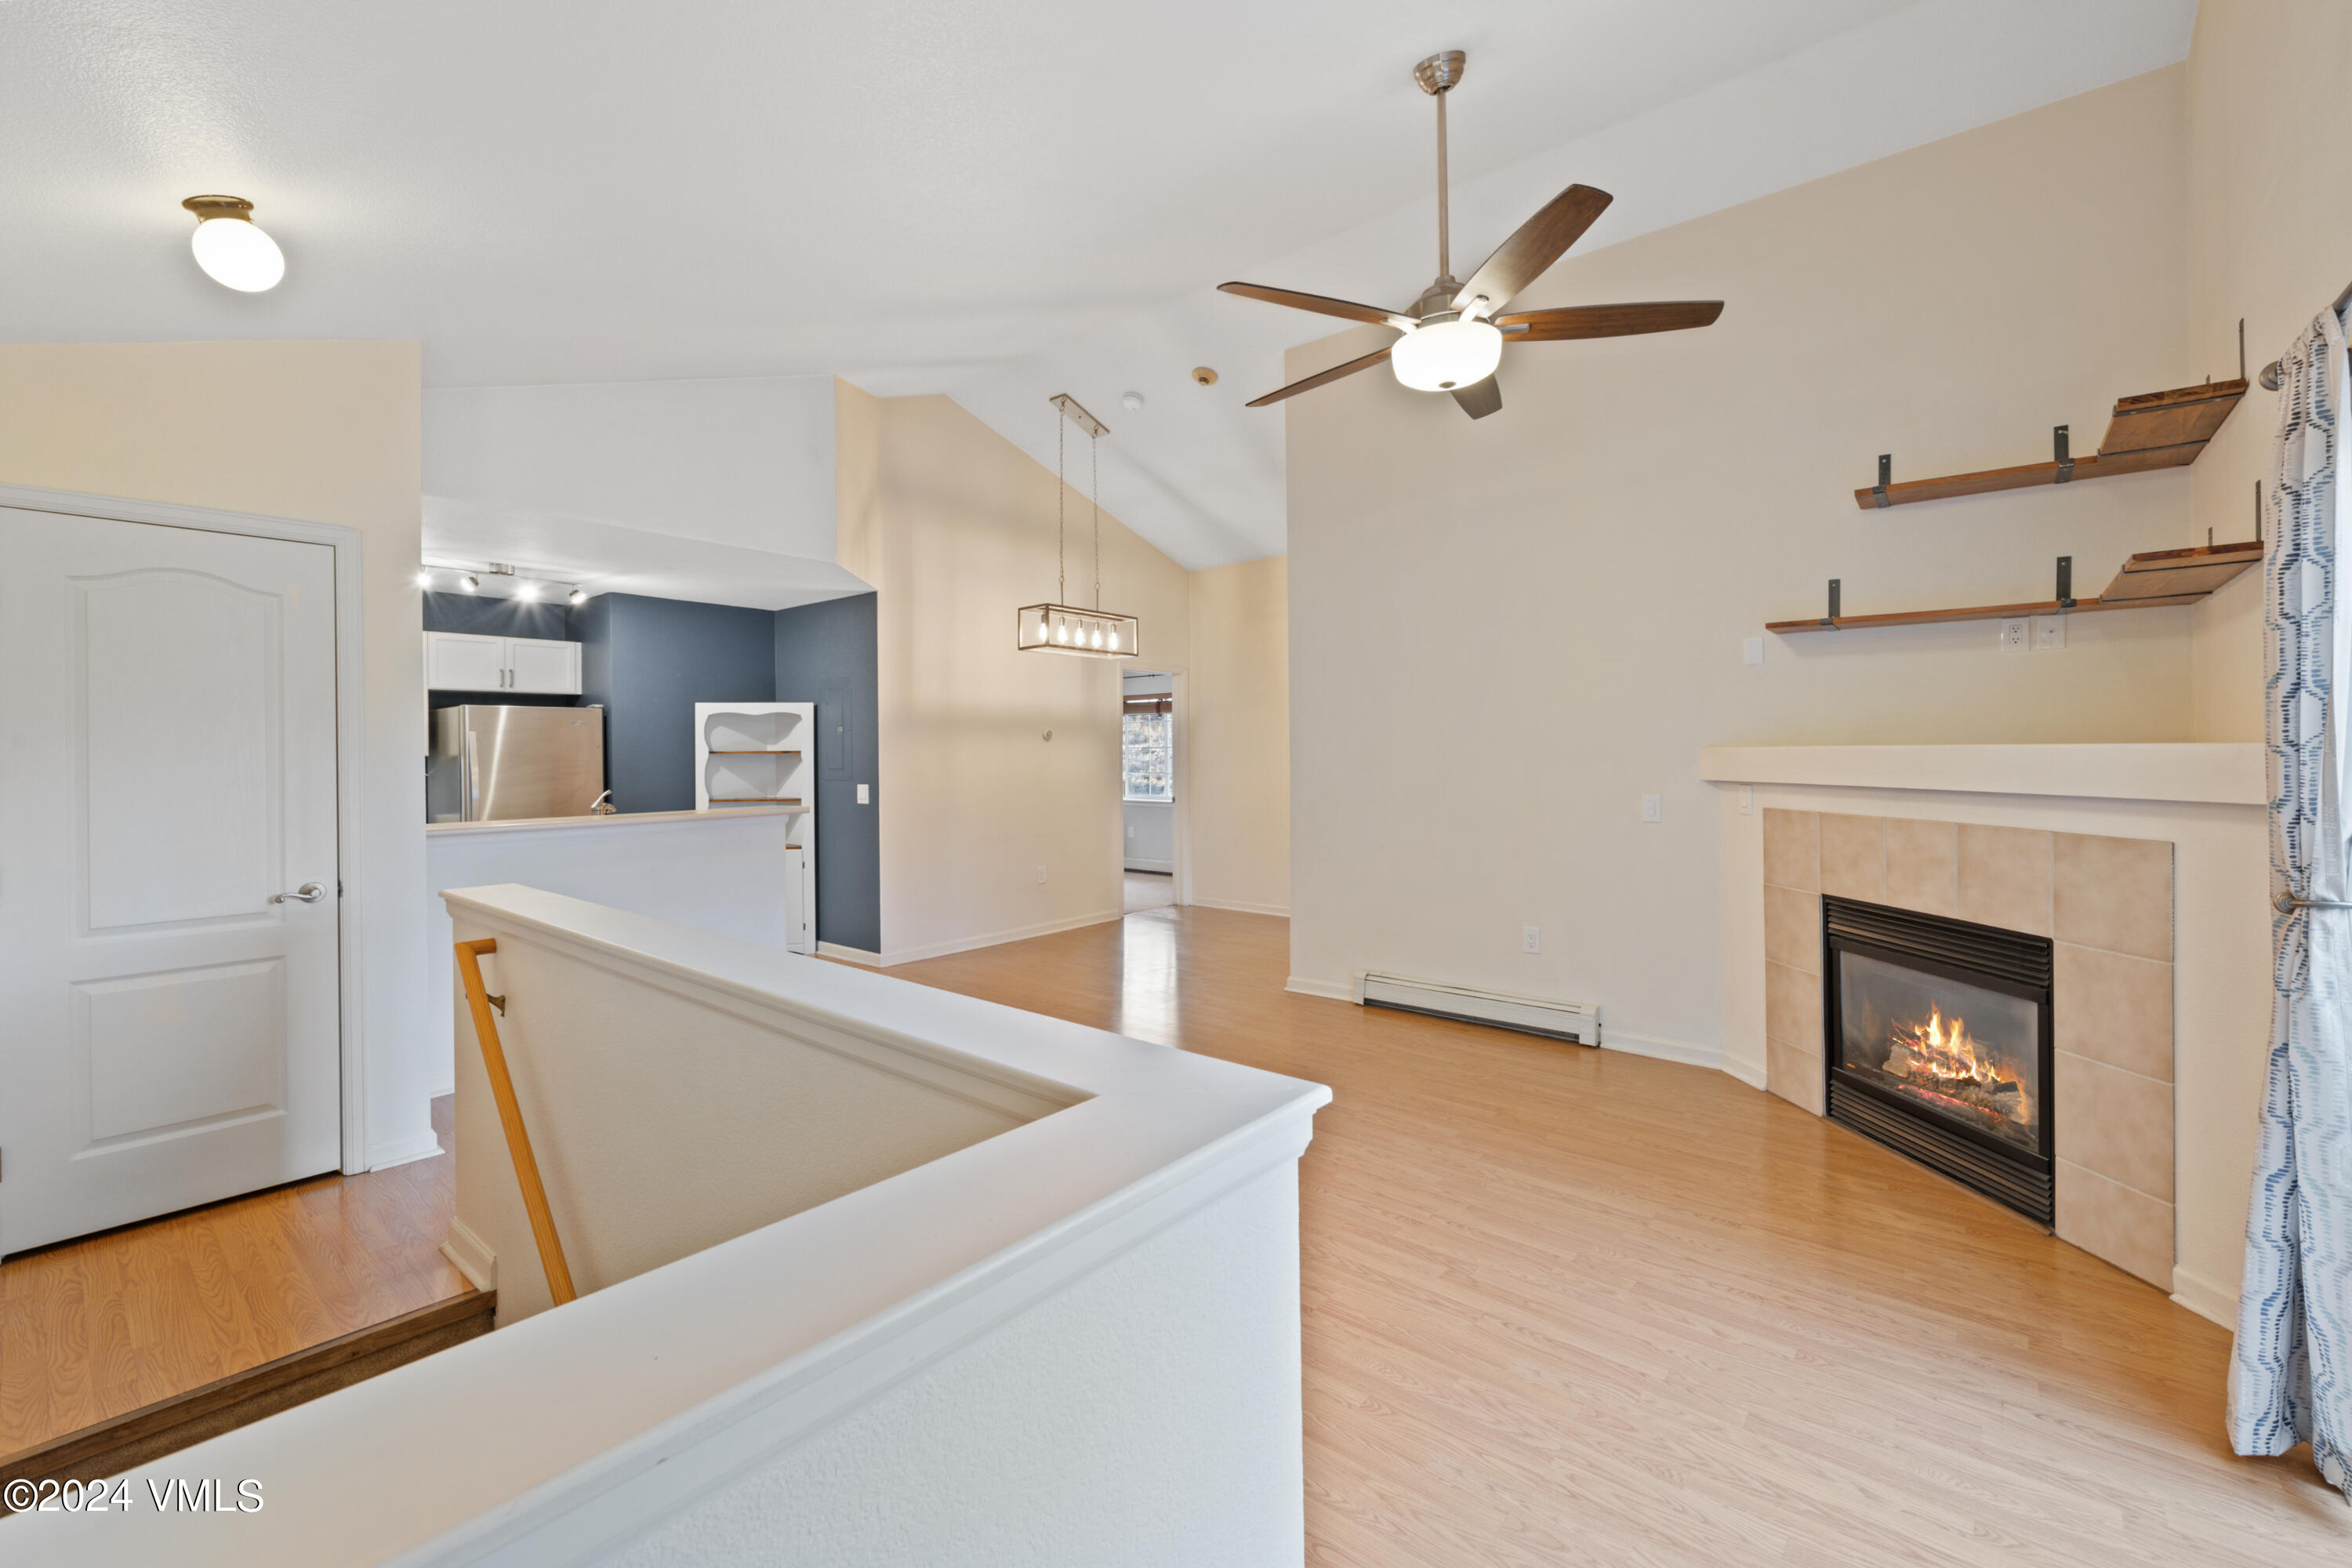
1123;800;1174;873
423;810;803;1096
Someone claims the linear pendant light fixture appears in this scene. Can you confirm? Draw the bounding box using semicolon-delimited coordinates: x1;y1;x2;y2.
1017;394;1138;659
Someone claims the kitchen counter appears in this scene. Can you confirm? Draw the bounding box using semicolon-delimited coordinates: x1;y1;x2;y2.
428;804;802;836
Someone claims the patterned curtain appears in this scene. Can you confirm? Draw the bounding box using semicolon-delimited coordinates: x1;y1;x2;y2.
2230;303;2352;1496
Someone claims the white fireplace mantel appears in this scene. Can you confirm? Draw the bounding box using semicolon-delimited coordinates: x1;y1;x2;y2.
1699;742;2264;805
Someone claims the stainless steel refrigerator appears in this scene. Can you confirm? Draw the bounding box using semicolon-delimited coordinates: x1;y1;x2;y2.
430;706;606;822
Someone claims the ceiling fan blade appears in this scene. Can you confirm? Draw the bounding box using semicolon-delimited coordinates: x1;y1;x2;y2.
1244;346;1393;408
1219;281;1414;329
1452;185;1613;314
1497;301;1725;341
1450;377;1502;420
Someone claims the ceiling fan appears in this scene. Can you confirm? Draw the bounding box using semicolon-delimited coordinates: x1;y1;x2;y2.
1221;50;1724;420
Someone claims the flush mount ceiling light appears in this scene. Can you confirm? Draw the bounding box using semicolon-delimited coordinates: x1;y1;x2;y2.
1017;394;1138;660
181;195;285;292
1218;50;1723;419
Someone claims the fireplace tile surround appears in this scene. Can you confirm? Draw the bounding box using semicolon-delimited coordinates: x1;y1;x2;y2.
1762;808;2175;1284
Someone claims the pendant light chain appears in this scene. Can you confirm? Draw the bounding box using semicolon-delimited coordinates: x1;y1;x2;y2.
1091;432;1102;609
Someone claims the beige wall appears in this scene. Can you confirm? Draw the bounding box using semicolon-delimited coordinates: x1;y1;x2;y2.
2184;0;2352;740
869;394;1192;963
0;340;434;1166
1287;69;2202;1054
1188;556;1290;916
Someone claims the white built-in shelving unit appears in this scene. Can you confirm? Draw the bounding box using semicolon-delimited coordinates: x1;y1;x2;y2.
695;702;815;952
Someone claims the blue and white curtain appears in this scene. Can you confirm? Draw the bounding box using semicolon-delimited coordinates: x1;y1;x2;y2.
2230;303;2352;1496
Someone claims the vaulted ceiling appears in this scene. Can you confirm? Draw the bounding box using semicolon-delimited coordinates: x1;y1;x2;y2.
2;0;2194;569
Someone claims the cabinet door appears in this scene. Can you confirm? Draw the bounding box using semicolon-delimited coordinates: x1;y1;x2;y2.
505;637;581;695
425;632;508;691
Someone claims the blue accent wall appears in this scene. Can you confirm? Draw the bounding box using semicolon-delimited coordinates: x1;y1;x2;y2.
576;593;777;813
775;593;880;953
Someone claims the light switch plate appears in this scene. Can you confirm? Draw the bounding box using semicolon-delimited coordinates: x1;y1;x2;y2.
856;782;870;804
1641;794;1663;823
1999;618;2030;652
1742;636;1764;666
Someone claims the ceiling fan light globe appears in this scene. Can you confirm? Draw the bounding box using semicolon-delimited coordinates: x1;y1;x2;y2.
189;215;285;292
1391;318;1502;393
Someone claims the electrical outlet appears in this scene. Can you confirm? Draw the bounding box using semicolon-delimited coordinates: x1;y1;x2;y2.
2033;614;2067;650
1999;618;2030;652
1742;636;1764;666
1641;794;1663;823
1522;925;1541;954
1036;865;1047;884
856;782;869;804
1126;824;1135;840
1740;786;1754;816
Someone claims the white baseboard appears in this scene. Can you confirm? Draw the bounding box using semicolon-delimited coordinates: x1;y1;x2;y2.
368;1128;445;1171
1284;975;1356;1002
1123;858;1174;874
1599;1029;1724;1073
1720;1050;1769;1090
816;941;882;967
880;909;1123;967
441;1217;496;1294
2170;1265;2238;1329
1192;896;1291;918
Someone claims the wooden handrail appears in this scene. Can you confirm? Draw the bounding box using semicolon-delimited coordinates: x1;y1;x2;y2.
454;938;578;1306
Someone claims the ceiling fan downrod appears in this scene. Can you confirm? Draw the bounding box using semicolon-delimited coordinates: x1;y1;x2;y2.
1415;50;1466;298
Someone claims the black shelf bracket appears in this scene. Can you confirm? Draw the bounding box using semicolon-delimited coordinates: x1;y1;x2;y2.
1871;455;1891;509
2053;426;2074;484
2056;555;2075;610
1821;579;1842;627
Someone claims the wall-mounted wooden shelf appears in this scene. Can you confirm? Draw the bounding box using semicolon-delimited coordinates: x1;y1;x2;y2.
1767;541;2262;634
1854;380;2248;510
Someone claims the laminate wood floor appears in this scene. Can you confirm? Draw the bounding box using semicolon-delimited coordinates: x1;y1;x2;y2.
888;905;2350;1566
0;1096;470;1457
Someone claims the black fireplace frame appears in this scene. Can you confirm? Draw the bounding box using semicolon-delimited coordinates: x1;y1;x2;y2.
1820;896;2056;1225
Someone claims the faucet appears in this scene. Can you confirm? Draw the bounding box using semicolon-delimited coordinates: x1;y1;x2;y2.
588;789;615;816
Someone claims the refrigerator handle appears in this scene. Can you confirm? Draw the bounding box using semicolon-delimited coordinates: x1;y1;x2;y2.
463;728;480;822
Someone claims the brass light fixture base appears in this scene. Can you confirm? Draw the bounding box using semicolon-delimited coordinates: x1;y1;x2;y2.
1414;50;1466;96
181;194;256;221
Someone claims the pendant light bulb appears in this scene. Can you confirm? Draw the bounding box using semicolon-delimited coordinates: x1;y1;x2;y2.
182;197;285;292
458;572;479;593
569;586;589;606
1390;315;1502;392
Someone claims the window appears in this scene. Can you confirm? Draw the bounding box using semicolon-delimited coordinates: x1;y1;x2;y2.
1123;705;1172;803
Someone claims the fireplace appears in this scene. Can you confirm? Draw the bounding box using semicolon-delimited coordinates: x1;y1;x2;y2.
1821;897;2055;1224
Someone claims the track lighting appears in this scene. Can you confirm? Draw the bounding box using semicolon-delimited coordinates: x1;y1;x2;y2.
568;586;589;606
181;196;285;292
457;572;480;593
415;569;433;589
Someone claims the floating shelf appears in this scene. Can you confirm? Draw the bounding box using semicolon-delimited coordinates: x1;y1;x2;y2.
1767;541;2262;634
1855;380;2247;510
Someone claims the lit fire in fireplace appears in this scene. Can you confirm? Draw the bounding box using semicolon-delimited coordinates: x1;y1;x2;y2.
1884;1006;2033;1131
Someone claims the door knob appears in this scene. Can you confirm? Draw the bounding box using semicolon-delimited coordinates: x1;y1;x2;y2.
271;881;328;904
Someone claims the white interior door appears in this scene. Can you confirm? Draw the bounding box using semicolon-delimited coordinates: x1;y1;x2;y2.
0;508;342;1255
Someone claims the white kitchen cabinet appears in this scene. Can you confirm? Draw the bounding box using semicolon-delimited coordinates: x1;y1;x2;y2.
424;631;583;695
505;637;581;694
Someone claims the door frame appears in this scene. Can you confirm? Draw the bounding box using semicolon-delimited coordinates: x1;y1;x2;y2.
1120;666;1192;908
0;481;373;1174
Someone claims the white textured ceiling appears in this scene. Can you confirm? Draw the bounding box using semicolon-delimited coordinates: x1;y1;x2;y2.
2;0;2194;569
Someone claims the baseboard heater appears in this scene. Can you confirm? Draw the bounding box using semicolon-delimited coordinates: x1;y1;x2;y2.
1359;972;1600;1047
